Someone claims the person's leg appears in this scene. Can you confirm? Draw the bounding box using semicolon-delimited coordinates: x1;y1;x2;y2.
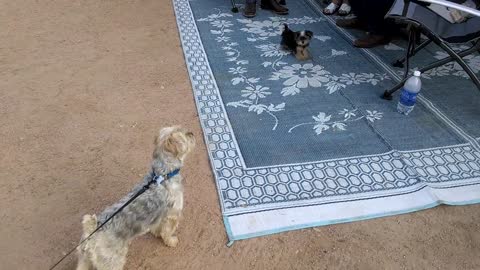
261;0;289;15
336;0;367;29
338;0;351;16
323;0;342;15
352;0;396;48
348;0;362;17
360;0;396;36
243;0;256;18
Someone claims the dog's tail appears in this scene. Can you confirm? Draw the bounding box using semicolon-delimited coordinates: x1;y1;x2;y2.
283;23;289;30
81;214;98;237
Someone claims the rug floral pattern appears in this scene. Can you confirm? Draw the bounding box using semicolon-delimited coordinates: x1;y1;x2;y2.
198;11;388;133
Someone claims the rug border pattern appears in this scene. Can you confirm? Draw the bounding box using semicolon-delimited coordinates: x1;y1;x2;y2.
172;0;480;241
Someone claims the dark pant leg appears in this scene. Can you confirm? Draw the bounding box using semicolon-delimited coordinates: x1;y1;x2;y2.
349;0;396;35
348;0;363;18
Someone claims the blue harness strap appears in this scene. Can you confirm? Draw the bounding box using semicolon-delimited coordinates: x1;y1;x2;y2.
152;168;181;185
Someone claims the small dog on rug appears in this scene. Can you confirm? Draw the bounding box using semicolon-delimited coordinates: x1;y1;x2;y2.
281;24;313;61
76;126;195;270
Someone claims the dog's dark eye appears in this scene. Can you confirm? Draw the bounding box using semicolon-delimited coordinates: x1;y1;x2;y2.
299;36;306;41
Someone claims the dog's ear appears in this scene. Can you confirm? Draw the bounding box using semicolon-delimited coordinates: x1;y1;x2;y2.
155;126;178;146
294;31;299;39
154;126;181;158
305;30;313;38
283;23;289;31
163;133;182;158
162;130;195;159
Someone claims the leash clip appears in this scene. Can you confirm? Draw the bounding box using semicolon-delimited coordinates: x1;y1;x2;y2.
151;168;180;185
152;173;165;185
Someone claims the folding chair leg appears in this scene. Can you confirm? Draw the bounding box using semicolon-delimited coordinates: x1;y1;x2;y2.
230;0;239;13
383;37;480;100
392;39;432;68
383;26;417;100
433;39;480;91
382;79;407;100
419;43;480;72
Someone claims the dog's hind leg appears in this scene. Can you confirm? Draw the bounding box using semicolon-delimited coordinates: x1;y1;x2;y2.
94;257;127;270
76;253;93;270
92;246;128;270
76;215;97;270
87;233;129;270
151;215;179;247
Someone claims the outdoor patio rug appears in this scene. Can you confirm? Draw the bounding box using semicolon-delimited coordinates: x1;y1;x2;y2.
173;0;480;243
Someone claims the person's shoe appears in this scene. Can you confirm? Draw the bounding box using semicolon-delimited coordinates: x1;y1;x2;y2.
353;34;391;48
261;0;289;15
337;3;351;16
243;0;257;18
336;18;367;30
323;2;339;15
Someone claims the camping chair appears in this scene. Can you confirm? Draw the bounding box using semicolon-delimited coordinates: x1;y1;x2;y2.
382;0;480;100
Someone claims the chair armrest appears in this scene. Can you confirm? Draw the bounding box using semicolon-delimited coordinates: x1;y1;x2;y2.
416;0;480;17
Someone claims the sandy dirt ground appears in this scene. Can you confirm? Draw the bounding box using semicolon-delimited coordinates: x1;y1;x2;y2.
1;0;479;269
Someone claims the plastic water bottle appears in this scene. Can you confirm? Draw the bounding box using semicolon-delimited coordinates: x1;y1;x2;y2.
397;71;422;115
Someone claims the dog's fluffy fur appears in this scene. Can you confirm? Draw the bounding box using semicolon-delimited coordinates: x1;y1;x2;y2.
281;24;313;61
76;126;195;270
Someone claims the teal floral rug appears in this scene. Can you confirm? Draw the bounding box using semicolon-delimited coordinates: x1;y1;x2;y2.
174;0;480;242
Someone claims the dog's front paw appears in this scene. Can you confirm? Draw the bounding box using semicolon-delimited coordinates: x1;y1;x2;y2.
295;51;310;61
164;236;179;247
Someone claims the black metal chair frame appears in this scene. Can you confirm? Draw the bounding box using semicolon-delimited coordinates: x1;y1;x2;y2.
230;0;239;13
382;0;480;100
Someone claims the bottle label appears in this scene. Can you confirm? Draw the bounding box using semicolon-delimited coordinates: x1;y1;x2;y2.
400;88;417;106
